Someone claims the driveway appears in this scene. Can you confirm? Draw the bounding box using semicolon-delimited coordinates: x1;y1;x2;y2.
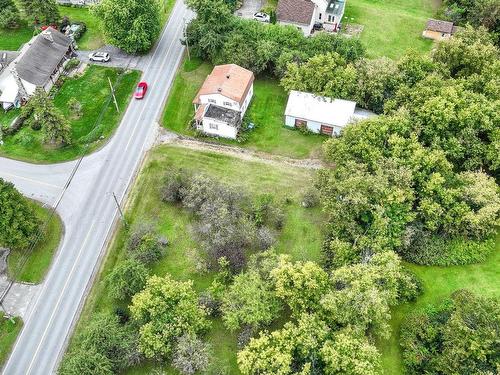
235;0;264;18
77;45;146;70
1;1;193;373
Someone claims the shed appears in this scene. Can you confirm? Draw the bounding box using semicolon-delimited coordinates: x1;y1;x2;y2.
284;90;356;136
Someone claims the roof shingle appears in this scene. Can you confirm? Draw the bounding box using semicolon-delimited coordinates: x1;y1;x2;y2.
15;27;72;87
277;0;315;26
193;64;254;106
425;19;454;34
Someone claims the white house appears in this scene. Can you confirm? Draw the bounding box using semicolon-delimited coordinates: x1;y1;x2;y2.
276;0;346;36
0;28;74;110
284;90;357;136
193;64;254;139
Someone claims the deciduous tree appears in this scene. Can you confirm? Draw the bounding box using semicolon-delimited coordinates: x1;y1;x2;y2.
92;0;161;54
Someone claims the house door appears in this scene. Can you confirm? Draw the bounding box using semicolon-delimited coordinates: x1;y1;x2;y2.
320;124;334;136
295;119;307;129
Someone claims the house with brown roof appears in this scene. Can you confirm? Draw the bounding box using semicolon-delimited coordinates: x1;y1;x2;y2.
276;0;345;36
193;64;254;139
422;19;460;41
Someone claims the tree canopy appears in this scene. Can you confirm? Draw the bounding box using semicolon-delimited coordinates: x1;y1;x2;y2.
130;274;210;359
92;0;161;54
0;178;41;250
19;0;60;25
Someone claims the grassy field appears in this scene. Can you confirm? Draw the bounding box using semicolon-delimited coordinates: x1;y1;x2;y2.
162;58;325;159
343;0;439;58
0;65;140;163
0;317;22;368
379;238;500;374
0;6;104;51
7;200;63;284
69;144;324;374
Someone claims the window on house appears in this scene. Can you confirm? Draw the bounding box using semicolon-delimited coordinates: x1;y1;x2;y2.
209;123;218;130
319;13;322;20
328;15;332;22
223;101;232;106
208;99;216;103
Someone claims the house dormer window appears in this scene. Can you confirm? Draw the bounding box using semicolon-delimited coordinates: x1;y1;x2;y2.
208;99;216;103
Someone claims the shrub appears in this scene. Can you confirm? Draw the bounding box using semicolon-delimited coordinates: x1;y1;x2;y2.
251;194;284;229
161;168;191;203
198;291;221;317
60;313;140;374
400;290;500;375
172;334;211;375
59;347;113;375
400;224;497;266
255;227;275;250
72;22;86;40
301;188;320;208
106;259;149;300
64;58;80;72
126;223;167;264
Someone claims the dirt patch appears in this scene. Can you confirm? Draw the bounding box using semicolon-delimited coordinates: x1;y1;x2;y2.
342;23;364;38
157;129;324;170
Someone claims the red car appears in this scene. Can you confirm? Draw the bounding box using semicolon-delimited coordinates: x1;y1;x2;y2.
134;81;148;100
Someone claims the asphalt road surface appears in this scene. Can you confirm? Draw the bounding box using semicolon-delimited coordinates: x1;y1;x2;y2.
1;1;191;373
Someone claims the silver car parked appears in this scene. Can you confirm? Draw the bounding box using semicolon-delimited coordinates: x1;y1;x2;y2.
89;52;111;62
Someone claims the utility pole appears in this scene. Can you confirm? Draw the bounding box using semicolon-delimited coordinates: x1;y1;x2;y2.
183;17;191;61
108;77;120;113
112;192;128;228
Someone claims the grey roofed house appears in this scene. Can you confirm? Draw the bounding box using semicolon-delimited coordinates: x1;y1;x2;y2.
204;104;242;127
276;0;316;25
15;27;73;87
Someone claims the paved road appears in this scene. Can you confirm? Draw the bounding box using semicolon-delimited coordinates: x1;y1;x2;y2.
1;1;191;373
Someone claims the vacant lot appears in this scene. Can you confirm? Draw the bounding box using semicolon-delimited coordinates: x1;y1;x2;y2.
343;0;438;58
379;237;500;374
162;58;325;159
0;65;140;163
7;201;63;284
70;144;324;374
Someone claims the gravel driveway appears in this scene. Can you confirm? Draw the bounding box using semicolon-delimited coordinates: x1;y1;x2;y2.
235;0;264;19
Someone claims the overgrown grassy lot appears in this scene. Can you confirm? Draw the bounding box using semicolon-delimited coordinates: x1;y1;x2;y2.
0;65;140;163
343;0;439;58
69;144;324;374
0;317;22;368
0;6;104;51
379;238;500;374
7;200;63;284
162;58;325;159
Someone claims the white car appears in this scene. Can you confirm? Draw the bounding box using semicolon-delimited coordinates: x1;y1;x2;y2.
253;12;270;23
89;52;111;62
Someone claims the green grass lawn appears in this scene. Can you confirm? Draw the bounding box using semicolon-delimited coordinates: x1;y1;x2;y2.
57;6;104;50
0;65;140;163
0;6;104;51
0;317;22;368
343;0;440;58
69;144;323;374
379;237;500;374
7;200;63;284
163;58;325;159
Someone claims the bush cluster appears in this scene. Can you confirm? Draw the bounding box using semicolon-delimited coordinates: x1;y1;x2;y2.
162;168;283;271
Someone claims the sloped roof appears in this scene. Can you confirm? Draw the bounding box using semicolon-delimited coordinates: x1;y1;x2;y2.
425;19;454;34
277;0;315;26
15;27;72;87
285;90;356;128
193;64;254;105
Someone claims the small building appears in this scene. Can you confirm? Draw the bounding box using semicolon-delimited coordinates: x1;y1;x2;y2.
422;19;459;41
193;64;254;139
284;90;356;136
276;0;345;36
0;28;75;110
